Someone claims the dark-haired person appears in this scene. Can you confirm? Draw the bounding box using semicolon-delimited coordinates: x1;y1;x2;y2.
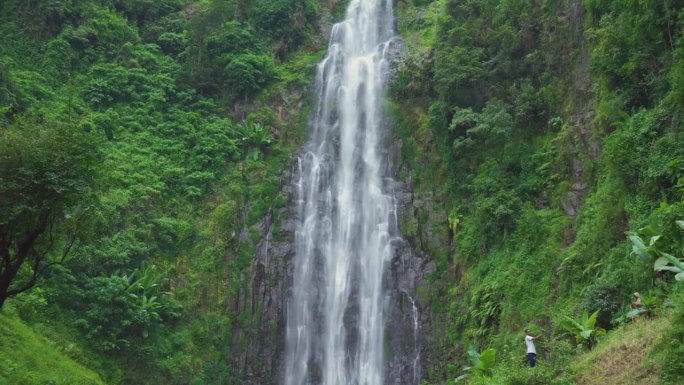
524;329;541;367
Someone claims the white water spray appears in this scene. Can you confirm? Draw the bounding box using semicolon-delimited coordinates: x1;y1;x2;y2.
283;0;398;384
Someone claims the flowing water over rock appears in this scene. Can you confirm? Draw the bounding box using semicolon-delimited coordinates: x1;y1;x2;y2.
282;1;413;384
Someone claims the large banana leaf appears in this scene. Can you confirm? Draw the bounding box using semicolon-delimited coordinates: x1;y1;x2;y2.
466;345;480;368
584;309;598;329
629;235;650;263
625;307;647;319
463;345;495;375
655;253;684;281
561;314;583;333
478;348;496;371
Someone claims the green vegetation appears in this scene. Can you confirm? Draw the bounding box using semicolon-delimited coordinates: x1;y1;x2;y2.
0;309;104;385
0;0;328;383
560;310;605;350
0;0;682;384
392;0;683;383
572;317;669;385
454;345;496;382
0;115;99;307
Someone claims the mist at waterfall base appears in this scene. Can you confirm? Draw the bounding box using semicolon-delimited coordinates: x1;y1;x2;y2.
282;0;420;384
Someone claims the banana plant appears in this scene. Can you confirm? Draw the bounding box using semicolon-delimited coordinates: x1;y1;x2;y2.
560;310;606;350
123;263;162;298
454;345;495;382
629;232;661;264
630;220;684;281
234;117;274;159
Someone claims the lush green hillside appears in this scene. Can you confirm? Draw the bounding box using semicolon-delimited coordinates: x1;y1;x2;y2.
391;0;683;384
0;0;682;384
0;0;323;383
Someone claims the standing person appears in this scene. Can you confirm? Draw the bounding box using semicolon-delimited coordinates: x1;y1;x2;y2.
525;329;541;367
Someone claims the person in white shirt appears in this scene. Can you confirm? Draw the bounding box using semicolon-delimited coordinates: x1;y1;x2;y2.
524;329;541;367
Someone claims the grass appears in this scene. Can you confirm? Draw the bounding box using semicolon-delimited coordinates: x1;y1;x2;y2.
0;308;105;385
572;317;670;385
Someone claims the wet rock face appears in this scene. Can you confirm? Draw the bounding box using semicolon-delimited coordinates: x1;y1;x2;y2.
231;134;437;385
228;162;296;385
384;227;428;385
231;29;434;385
389;159;442;384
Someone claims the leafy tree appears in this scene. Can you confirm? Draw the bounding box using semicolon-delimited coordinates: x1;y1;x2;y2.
108;0;181;26
223;53;278;100
248;0;318;58
450;99;513;153
0;117;99;308
582;281;624;329
205;21;264;57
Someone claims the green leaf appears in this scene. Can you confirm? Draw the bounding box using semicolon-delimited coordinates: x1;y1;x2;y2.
655;266;683;273
654;256;670;270
586;310;599;329
661;252;684;272
626;308;646;319
648;235;661;247
561;315;583;333
676;220;684;231
479;348;496;370
675;272;684;281
580;309;589;326
629;235;646;250
638;225;660;237
466;345;480;367
580;330;593;340
629;235;650;263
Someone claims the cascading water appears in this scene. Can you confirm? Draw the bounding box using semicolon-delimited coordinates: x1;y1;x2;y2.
283;0;404;384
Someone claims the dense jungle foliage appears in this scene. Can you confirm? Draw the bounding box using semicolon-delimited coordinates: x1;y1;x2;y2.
0;0;682;384
0;0;322;383
391;0;683;384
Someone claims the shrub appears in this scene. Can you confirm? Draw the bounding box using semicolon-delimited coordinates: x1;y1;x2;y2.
223;53;278;100
582;281;625;329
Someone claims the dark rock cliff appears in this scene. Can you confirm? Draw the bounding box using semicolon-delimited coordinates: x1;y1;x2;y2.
230;136;438;385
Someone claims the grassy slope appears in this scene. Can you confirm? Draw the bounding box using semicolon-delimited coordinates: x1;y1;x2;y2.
465;317;671;385
0;309;105;385
572;317;669;385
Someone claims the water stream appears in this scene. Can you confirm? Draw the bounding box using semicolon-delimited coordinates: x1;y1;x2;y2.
283;0;403;384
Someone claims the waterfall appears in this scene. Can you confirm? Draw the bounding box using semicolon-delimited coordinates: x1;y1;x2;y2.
283;0;400;384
